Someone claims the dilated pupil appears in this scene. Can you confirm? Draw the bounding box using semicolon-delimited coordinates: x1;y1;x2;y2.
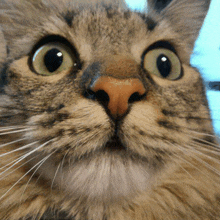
44;48;63;72
156;54;171;78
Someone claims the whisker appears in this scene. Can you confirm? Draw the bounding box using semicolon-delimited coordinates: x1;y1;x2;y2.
0;139;54;177
170;143;220;181
0;151;25;169
0;126;27;132
0;148;38;178
191;140;220;151
0;128;31;136
20;151;56;202
166;153;196;180
59;149;71;186
0;151;32;171
51;162;61;190
0;151;54;201
174;143;220;176
191;144;220;157
180;129;220;149
0;141;38;158
186;129;217;138
189;142;220;163
0;138;26;149
0;155;39;181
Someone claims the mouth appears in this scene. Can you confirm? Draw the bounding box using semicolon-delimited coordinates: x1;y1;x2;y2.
104;134;127;152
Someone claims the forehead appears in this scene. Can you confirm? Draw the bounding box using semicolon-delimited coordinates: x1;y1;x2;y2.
3;1;182;62
45;6;149;53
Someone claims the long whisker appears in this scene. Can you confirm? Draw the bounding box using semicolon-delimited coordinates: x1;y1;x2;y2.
173;142;220;177
20;151;56;202
170;143;220;182
180;129;220;149
166;153;196;180
0;138;26;149
51;162;61;190
0;128;31;136
0;126;27;132
0;152;25;170
0;152;54;201
0;151;33;171
0;140;53;178
0;141;38;158
188;142;220;163
186;129;218;138
0;155;39;181
59;149;71;186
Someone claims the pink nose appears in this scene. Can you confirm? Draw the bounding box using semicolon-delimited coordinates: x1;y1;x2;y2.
91;76;146;118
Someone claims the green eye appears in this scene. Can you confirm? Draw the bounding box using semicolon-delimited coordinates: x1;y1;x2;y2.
32;42;77;76
143;48;182;80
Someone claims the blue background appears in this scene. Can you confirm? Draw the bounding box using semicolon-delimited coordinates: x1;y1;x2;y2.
125;0;220;137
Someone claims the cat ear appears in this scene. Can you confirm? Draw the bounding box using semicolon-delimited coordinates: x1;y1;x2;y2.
147;0;211;49
147;0;172;12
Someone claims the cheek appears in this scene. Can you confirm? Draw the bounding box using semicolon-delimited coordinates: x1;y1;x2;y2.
146;93;165;121
25;99;114;154
120;102;169;145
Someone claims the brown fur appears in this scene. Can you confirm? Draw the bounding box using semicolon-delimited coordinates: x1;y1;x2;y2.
0;0;220;219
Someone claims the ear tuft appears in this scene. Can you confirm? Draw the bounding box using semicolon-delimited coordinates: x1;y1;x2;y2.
148;0;172;12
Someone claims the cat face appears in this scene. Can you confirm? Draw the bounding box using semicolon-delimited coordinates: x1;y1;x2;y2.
1;0;219;219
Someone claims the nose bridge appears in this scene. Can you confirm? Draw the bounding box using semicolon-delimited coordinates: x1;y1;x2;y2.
104;55;140;79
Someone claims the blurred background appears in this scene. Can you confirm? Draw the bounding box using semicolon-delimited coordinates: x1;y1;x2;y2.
125;0;220;137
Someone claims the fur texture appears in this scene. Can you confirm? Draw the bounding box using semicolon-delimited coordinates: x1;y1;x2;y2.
0;0;220;219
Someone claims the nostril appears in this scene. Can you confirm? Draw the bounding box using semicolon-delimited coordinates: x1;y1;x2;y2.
84;89;110;104
95;90;110;104
128;92;146;103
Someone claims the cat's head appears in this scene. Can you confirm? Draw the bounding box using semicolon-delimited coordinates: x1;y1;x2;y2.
0;0;214;203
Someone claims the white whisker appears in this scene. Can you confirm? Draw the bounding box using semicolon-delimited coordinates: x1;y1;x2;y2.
167;153;195;180
191;141;220;155
188;142;220;165
0;152;53;201
0;126;27;132
0;139;53;178
0;155;38;181
51;162;61;190
0;128;31;136
0;141;38;158
0;140;54;201
181;130;220;149
0;152;31;171
170;143;220;182
59;149;71;187
172;142;220;177
0;138;26;149
187;129;217;138
20;152;55;202
0;152;25;170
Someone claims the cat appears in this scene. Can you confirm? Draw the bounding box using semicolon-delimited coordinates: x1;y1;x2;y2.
0;0;220;219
